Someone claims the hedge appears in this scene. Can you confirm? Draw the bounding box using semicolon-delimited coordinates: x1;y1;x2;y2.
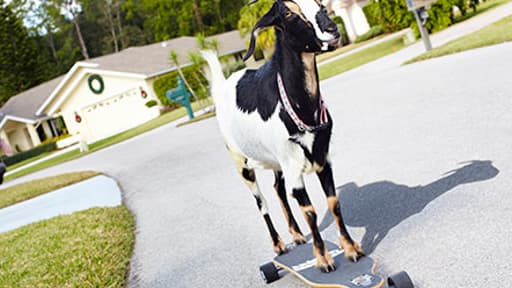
1;142;57;167
363;0;415;33
153;56;245;108
145;100;158;108
153;66;209;108
363;0;482;38
354;25;385;43
332;16;350;46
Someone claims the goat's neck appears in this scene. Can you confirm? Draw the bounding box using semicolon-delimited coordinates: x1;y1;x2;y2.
275;42;320;117
301;52;318;98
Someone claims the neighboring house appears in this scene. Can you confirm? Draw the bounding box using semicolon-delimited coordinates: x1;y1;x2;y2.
0;31;245;156
326;0;371;42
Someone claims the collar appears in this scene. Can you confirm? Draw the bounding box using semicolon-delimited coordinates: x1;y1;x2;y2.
277;72;329;133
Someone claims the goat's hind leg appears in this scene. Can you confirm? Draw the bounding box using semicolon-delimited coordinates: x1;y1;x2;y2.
273;170;306;245
230;151;287;255
317;161;364;261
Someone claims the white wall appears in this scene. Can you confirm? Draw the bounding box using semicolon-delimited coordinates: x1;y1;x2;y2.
53;72;160;143
5;123;34;152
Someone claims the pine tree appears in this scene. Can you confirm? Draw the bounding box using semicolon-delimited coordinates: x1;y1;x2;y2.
0;0;47;104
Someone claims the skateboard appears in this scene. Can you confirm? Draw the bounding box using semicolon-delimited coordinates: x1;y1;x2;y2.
259;241;413;288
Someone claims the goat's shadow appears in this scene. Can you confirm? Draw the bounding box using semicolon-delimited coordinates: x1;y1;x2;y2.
316;160;499;254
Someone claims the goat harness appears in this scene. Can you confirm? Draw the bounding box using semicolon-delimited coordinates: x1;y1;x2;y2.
277;72;329;133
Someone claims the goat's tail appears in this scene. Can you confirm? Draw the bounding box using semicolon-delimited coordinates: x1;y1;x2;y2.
200;50;225;101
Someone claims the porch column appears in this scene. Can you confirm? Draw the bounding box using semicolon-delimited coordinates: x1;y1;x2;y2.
42;121;54;138
0;130;14;156
349;3;370;36
26;123;41;147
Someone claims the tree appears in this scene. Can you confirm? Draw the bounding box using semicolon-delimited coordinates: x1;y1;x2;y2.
0;0;47;104
170;50;199;103
237;0;275;56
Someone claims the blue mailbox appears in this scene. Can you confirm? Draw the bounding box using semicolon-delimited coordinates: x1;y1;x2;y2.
166;76;194;119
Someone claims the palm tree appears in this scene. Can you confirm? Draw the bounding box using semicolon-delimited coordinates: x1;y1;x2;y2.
169;50;201;106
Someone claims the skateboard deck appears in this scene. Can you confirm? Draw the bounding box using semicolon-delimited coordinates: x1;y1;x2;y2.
273;241;384;288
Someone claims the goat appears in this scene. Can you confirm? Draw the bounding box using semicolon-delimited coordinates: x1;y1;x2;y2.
201;0;363;272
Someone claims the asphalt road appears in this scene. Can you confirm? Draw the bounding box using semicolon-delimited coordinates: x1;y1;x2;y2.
5;42;512;287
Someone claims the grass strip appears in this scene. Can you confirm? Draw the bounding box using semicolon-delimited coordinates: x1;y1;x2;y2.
0;171;100;208
0;206;134;287
176;111;216;128
318;36;406;80
405;14;512;64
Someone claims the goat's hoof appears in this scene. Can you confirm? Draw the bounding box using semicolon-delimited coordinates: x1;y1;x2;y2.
273;239;288;255
293;233;307;245
316;252;336;273
340;239;364;262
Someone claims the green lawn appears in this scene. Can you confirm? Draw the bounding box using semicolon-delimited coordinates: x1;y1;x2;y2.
0;172;135;287
176;111;216;127
405;13;512;64
318;36;406;80
0;206;134;287
316;34;389;63
5;100;210;182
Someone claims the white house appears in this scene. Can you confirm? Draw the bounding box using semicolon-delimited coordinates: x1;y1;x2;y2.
326;0;371;42
0;31;245;156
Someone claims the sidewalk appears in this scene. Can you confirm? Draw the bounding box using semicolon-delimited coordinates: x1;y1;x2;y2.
318;29;411;66
0;175;121;234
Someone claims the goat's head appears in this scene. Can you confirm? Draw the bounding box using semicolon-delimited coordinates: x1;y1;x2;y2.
243;0;340;61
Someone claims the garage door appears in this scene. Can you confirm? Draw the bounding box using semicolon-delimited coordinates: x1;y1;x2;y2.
80;87;145;142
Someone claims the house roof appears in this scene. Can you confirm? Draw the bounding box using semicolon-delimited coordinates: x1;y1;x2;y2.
0;76;64;124
0;30;246;126
83;30;246;77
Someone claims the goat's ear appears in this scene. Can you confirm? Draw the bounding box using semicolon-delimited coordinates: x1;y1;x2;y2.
242;2;280;61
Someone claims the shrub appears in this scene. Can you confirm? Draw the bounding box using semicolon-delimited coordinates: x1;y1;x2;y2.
354;25;385;43
332;16;350;46
221;58;246;78
2;142;57;167
363;0;415;33
153;65;208;108
364;0;481;38
40;134;71;145
145;100;158;108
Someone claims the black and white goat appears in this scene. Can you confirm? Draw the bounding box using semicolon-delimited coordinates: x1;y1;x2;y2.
201;0;363;272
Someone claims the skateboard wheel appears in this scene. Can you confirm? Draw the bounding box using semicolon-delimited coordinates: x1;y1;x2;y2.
388;271;414;288
259;262;279;284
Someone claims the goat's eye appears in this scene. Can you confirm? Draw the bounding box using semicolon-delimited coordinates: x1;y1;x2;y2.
284;11;293;18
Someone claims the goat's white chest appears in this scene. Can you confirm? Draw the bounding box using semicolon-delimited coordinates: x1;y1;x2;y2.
214;69;318;173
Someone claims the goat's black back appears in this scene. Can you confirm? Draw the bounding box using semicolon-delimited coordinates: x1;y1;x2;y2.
236;62;280;121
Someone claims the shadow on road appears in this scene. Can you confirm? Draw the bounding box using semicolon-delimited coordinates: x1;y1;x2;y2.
318;160;499;254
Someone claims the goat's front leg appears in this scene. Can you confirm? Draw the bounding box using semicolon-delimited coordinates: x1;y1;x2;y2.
284;169;336;272
273;170;306;245
317;161;364;261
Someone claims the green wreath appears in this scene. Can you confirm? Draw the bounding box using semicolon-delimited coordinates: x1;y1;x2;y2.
88;74;104;94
